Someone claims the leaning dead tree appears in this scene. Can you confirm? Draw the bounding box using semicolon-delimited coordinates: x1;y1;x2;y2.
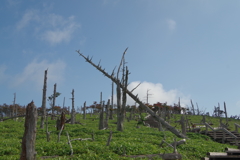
40;69;47;129
20;101;37;160
76;49;186;138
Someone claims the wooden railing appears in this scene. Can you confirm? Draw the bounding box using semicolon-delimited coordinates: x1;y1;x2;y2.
235;123;240;133
204;122;238;145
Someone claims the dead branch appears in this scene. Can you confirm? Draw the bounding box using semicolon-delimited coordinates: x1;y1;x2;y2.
76;50;186;138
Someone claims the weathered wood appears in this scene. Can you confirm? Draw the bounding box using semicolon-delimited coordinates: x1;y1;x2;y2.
13;93;17;121
162;153;182;160
71;89;75;124
20;101;37;160
76;50;186;138
46;115;50;142
66;132;73;156
106;130;113;146
110;81;114;120
224;102;228;125
99;94;105;130
105;99;110;127
207;152;227;156
171;139;186;147
83;101;86;120
70;138;92;142
51;83;57;120
57;124;64;142
190;99;195;115
40;69;47;129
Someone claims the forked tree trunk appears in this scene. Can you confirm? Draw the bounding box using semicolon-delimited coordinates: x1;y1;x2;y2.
40;69;47;129
77;51;187;138
20;101;37;160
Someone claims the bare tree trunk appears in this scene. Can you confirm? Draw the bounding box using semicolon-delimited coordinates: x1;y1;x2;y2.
110;81;114;119
71;89;75;124
117;83;123;131
105;99;110;127
190;99;195;115
224;102;228;124
20;101;37;160
121;66;128;122
57;112;65;131
83;101;86;120
99;92;104;130
13;93;16;121
40;69;47;129
51;83;57;120
76;50;186;138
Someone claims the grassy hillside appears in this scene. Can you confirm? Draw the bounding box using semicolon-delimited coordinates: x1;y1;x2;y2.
0;113;240;160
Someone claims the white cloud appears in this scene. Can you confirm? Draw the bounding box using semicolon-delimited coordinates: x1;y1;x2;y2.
115;81;190;107
16;9;39;30
166;19;176;31
42;20;79;45
0;65;8;84
12;59;66;89
16;10;80;45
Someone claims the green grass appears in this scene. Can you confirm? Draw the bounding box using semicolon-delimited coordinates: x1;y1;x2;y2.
0;113;240;160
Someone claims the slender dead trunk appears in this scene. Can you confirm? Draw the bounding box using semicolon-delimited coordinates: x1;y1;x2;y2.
13;93;16;121
20;101;37;160
76;50;186;138
224;102;228;124
106;99;110;120
190;99;195;115
40;69;47;128
99;92;104;130
83;101;86;120
71;89;75;124
51;83;57;120
116;83;123;131
110;81;114;119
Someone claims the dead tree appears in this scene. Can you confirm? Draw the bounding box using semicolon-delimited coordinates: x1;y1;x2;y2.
106;99;110;126
57;112;65;131
40;69;47;129
110;81;114;119
83;101;86;120
190;99;195;115
224;102;228;125
76;50;186;138
51;83;57;120
12;93;17;121
99;92;105;130
71;89;75;124
20;101;37;160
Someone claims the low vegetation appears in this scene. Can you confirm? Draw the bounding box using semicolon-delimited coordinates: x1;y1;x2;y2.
0;113;239;160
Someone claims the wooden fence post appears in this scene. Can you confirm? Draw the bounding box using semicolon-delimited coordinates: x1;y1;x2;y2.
20;101;37;160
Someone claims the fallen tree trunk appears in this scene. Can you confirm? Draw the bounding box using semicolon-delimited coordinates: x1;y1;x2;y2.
77;51;187;138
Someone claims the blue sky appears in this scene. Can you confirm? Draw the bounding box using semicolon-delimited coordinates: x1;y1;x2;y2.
1;0;240;116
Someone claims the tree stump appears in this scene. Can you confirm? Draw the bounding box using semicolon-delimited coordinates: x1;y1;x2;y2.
57;112;65;130
20;101;37;160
